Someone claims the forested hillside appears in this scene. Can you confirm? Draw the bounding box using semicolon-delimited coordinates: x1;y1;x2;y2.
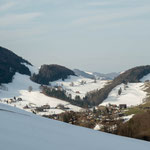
85;66;150;105
31;64;76;85
0;46;31;84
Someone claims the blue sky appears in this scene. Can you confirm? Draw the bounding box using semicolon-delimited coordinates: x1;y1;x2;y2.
0;0;150;73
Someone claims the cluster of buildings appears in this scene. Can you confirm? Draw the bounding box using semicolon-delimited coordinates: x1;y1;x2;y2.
45;103;128;133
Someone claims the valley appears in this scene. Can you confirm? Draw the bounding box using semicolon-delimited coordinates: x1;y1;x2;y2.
1;46;150;145
0;64;109;115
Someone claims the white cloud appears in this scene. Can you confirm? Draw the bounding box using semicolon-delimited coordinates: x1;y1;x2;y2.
0;12;42;27
87;2;113;6
0;26;46;42
71;5;150;26
0;2;17;11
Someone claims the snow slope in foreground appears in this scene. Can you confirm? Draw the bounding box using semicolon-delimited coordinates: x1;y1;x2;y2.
100;83;146;107
0;103;150;150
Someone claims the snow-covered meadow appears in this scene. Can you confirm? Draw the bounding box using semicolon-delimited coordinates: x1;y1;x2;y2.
0;72;81;115
100;73;150;107
1;63;150;116
51;75;108;99
100;83;146;107
0;64;108;115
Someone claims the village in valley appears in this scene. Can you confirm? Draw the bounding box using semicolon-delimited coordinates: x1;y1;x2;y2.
0;74;149;135
0;89;131;134
42;103;129;133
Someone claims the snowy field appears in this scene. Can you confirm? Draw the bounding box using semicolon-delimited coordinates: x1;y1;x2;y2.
0;103;150;150
0;64;108;115
0;67;81;115
1;63;150;115
100;83;146;107
100;72;150;107
51;75;108;99
100;73;150;107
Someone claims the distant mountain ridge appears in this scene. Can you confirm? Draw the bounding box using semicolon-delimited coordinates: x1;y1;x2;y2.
93;72;119;80
73;69;95;79
0;46;32;84
73;69;119;80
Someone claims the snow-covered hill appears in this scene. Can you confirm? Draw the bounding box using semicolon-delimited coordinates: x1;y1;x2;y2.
0;46;32;84
100;83;146;106
100;73;150;107
50;76;108;99
0;72;81;115
0;63;108;115
0;103;150;150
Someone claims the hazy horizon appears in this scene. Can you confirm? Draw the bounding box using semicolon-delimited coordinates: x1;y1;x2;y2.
0;0;150;73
